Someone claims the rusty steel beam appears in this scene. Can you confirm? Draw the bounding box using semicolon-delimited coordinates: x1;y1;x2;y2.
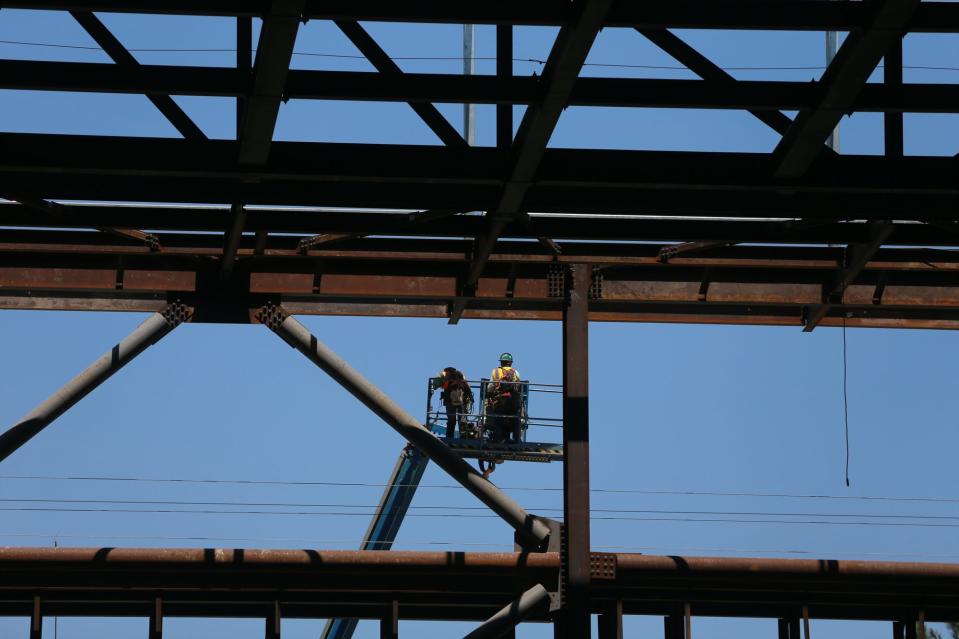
561;264;592;637
0;302;190;463
0;549;958;622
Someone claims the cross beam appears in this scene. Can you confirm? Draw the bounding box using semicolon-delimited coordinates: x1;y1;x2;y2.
773;0;920;178
449;0;614;323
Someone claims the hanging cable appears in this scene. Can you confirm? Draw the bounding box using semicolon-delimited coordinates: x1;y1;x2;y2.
843;314;851;487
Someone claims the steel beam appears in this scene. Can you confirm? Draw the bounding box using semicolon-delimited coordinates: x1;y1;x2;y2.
560;264;592;637
5;1;959;32
803;221;895;331
598;601;623;639
7;61;959;114
335;20;466;147
257;304;550;549
221;16;254;279
0;303;190;463
1;549;959;621
450;0;614;323
773;0;920;178
463;584;551;639
237;0;304;165
150;597;163;639
380;601;398;639
70;11;205;140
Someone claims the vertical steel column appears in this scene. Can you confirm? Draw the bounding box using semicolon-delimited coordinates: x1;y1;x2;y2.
779;618;800;639
598;601;623;639
149;597;163;639
884;35;903;158
0;303;189;464
496;24;513;149
257;304;550;549
266;601;281;639
560;264;591;637
463;584;550;639
380;601;398;639
664;615;685;639
222;15;253;279
30;596;41;639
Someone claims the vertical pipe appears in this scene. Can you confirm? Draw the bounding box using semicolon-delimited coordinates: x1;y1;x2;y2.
463;584;550;639
598;601;623;639
149;597;163;639
825;23;840;151
496;24;513;149
266;601;281;639
560;264;591;637
0;305;188;464
463;23;475;145
884;36;903;158
380;601;398;639
258;305;550;549
30;596;41;639
223;15;253;278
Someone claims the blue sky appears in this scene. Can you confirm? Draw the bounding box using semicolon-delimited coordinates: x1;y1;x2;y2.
1;7;959;638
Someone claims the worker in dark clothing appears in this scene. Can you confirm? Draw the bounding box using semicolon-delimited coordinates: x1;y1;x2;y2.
486;353;522;443
438;367;473;441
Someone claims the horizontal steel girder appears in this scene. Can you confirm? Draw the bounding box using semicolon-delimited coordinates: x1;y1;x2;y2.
3;62;957;114
3;1;959;32
2;135;959;217
0;548;957;622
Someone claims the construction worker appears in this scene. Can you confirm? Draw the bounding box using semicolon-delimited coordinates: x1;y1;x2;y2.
487;353;522;443
438;367;473;441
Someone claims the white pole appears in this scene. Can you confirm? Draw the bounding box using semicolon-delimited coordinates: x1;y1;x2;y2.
826;26;840;151
463;24;476;145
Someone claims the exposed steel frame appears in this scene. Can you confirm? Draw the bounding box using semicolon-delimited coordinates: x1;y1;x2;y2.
2;2;959;635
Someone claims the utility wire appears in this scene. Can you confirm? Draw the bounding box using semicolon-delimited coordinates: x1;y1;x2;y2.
2;38;959;73
3;474;958;503
1;498;957;521
3;507;959;528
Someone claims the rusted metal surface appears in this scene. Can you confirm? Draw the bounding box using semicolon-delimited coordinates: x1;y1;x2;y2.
1;548;958;622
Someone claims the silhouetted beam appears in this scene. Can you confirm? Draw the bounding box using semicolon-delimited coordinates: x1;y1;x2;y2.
335;20;466;147
9;61;959;113
774;0;919;178
70;11;205;141
238;0;304;165
221;17;253;279
7;2;959;32
803;221;894;332
9;195;159;250
449;0;614;323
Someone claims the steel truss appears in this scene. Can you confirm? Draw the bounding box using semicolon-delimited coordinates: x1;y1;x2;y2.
2;1;959;636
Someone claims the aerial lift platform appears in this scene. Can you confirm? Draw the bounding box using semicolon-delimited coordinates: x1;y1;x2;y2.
321;378;563;639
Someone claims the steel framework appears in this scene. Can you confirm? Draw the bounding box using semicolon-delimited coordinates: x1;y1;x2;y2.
2;1;959;636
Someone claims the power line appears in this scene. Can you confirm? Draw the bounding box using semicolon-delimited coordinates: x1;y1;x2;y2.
1;498;957;522
4;474;959;504
4;507;959;528
2;38;959;73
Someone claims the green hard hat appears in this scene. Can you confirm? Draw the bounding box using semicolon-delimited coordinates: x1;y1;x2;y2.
499;352;513;363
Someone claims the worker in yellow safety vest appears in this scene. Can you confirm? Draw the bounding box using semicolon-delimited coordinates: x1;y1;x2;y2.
487;353;522;443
